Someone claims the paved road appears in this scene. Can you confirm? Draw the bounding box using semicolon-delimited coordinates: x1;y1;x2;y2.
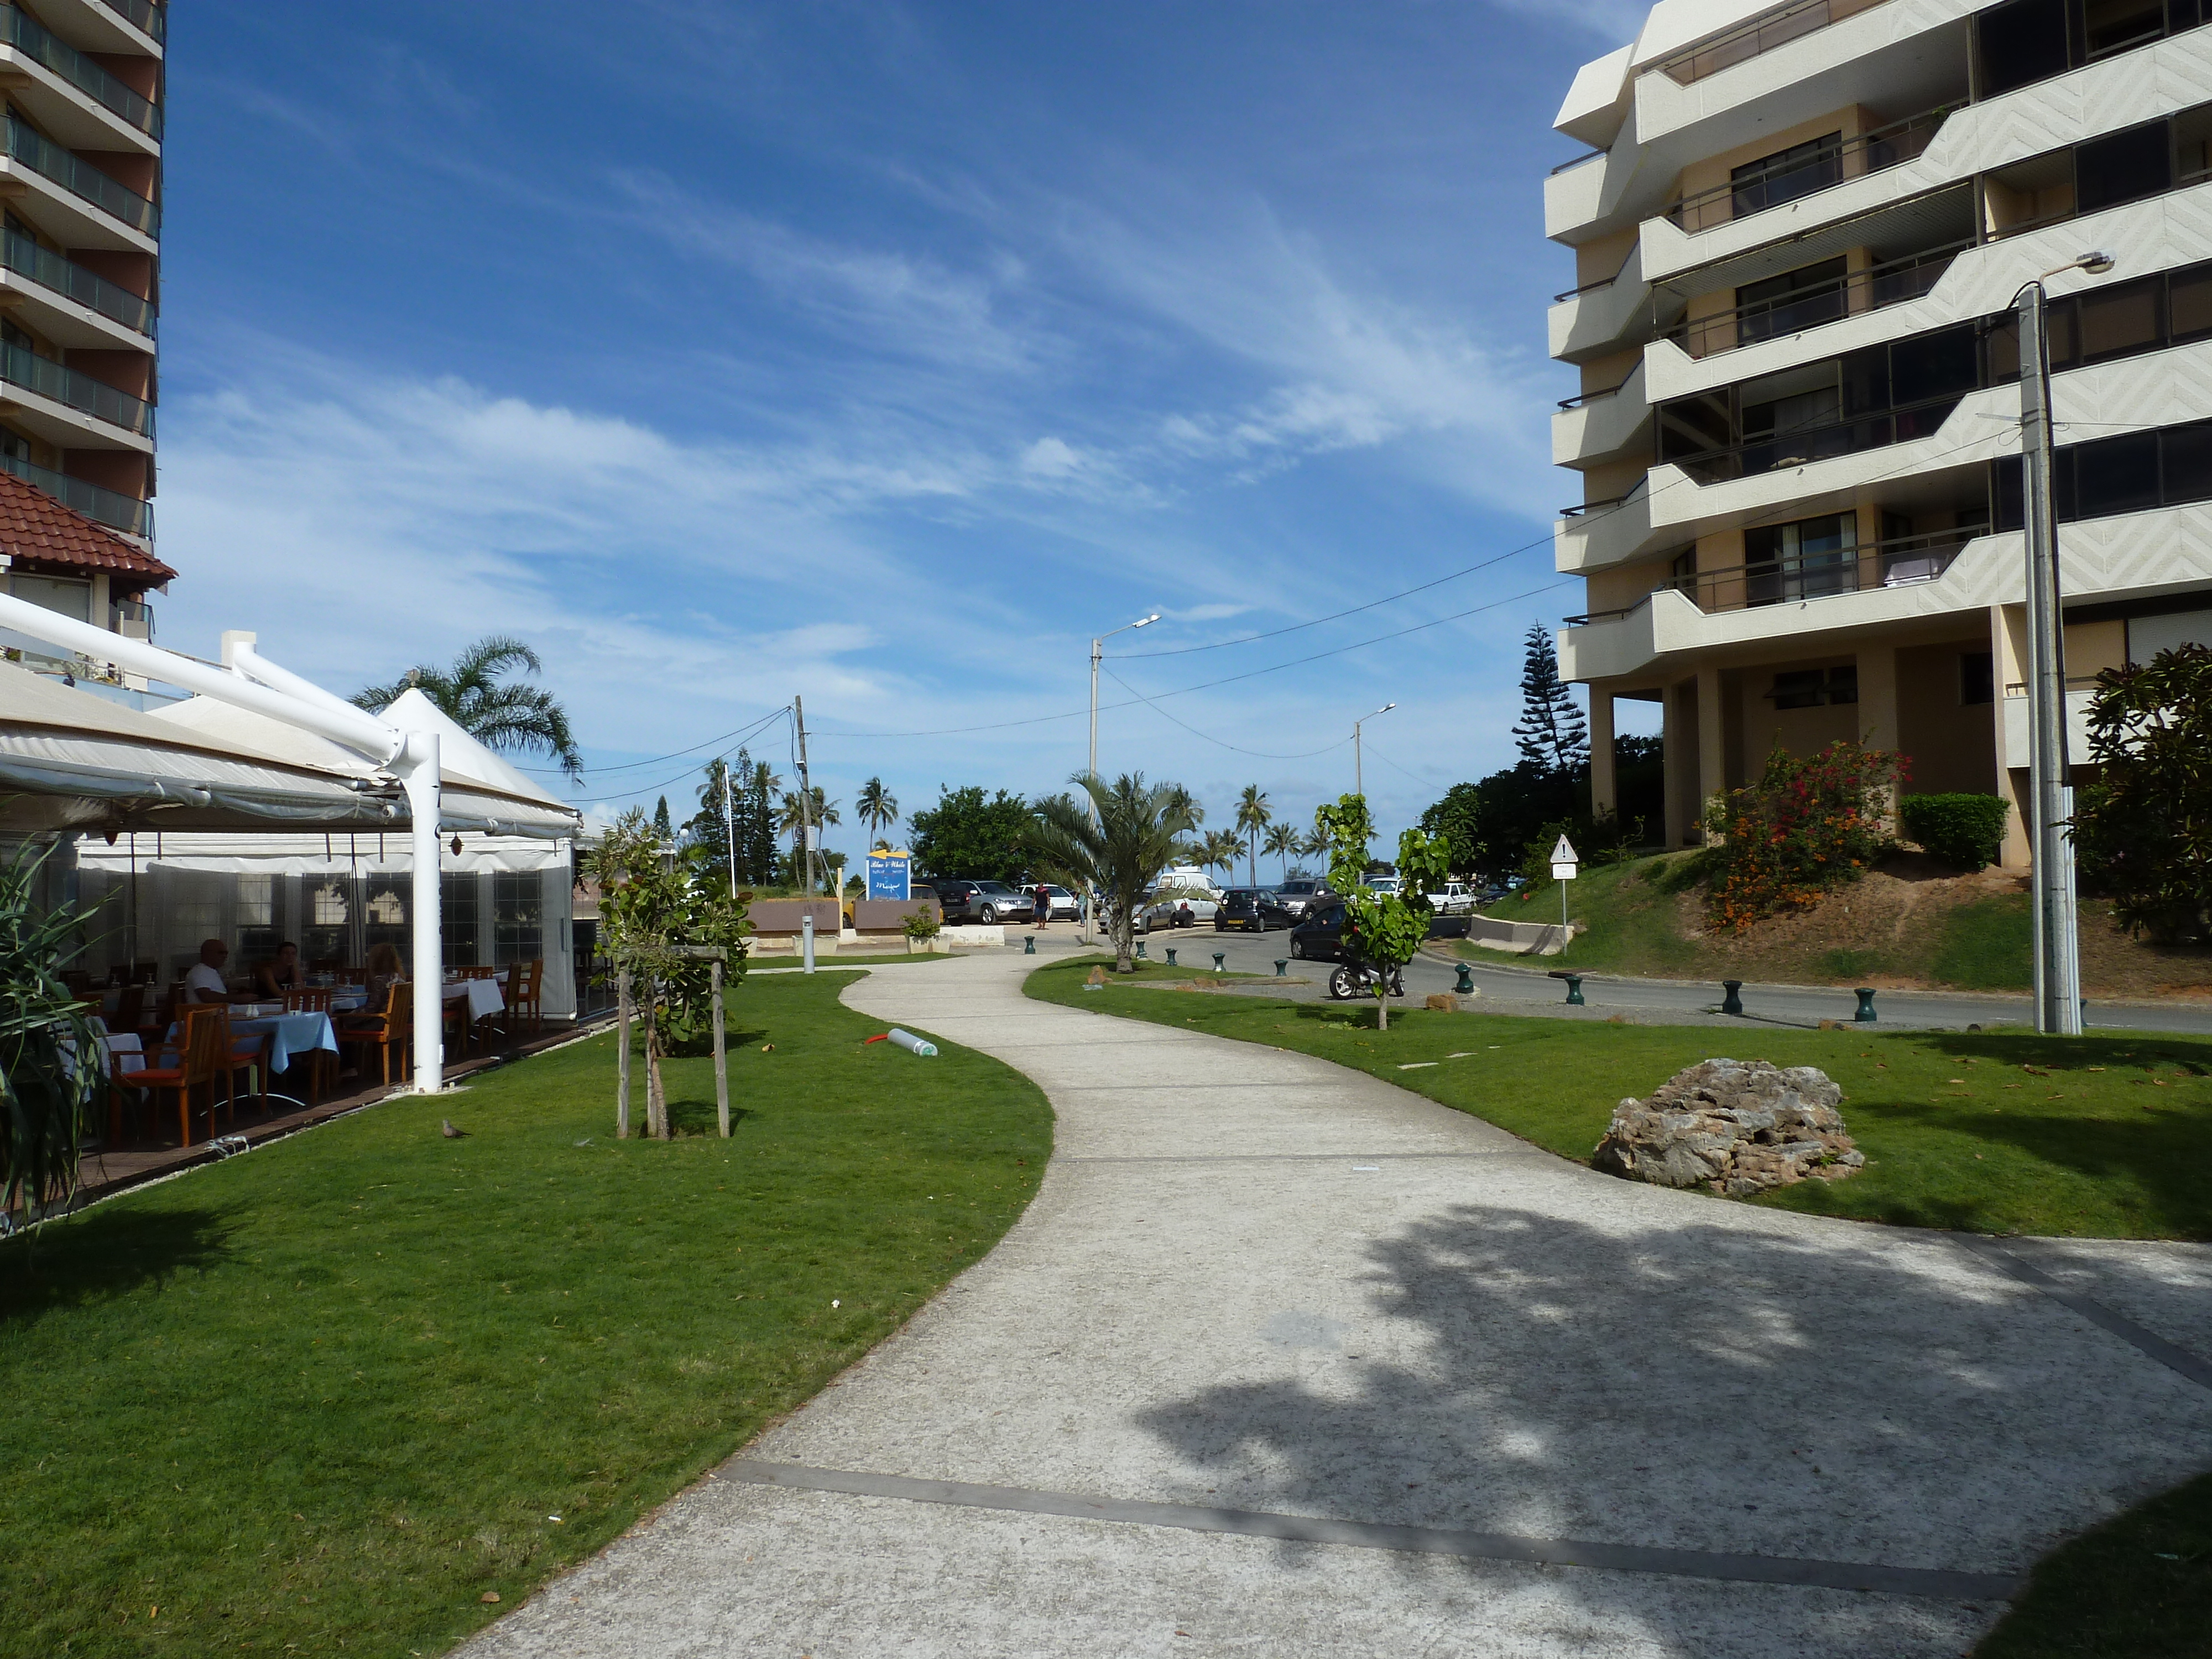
462;942;2212;1658
1099;920;2212;1035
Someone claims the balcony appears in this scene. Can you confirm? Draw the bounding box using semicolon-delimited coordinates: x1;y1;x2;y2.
1672;523;1973;612
0;450;150;538
0;225;152;337
1666;239;1966;362
97;0;163;45
0;4;159;140
1549;241;1651;362
3;116;156;239
1553;358;1651;468
1650;0;1894;87
1664;105;1952;235
1556;481;1658;572
0;338;152;437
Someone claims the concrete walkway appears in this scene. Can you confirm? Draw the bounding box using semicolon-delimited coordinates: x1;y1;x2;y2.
461;945;2212;1658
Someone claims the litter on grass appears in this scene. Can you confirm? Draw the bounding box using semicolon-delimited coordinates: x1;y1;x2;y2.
1398;1062;1438;1070
886;1028;938;1057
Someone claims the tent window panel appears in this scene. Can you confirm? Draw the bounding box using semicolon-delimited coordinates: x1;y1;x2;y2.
2077;276;2164;362
2074;431;2161;517
493;872;542;967
237;874;278;968
364;877;409;969
2074;121;2174;215
442;873;480;968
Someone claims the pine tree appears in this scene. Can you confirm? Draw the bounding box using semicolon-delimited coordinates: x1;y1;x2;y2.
652;796;674;839
1511;623;1588;775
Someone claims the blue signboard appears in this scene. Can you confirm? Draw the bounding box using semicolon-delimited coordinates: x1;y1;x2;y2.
866;851;911;901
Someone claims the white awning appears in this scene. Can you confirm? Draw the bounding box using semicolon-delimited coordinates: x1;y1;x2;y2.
70;830;573;875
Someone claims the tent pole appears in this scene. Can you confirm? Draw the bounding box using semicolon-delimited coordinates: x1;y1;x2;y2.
398;732;444;1094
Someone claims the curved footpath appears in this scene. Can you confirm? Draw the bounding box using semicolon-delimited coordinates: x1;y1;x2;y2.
462;943;2212;1658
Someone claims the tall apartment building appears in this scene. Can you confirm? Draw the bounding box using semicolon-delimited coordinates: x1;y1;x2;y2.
1548;0;2212;867
0;0;166;673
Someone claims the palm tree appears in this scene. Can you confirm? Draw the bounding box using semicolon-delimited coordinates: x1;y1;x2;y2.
1162;784;1204;829
353;635;583;780
855;777;899;850
1234;785;1272;887
1262;822;1300;881
1198;828;1244;884
1026;773;1196;972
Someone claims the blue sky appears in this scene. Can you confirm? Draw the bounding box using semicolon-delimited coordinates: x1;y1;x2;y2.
154;0;1654;860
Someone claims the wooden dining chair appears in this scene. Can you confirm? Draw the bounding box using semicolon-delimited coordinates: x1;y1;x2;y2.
128;1006;223;1147
338;980;411;1086
114;982;148;1037
209;1008;264;1124
508;958;544;1036
283;988;336;1102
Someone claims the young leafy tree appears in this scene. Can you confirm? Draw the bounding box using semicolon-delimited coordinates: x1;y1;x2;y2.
855;777;900;850
1262;821;1301;881
1026;773;1197;972
1417;782;1486;881
909;785;1034;881
586;808;752;1139
1312;794;1446;1030
1234;785;1273;886
353;635;584;780
2074;643;2212;943
1511;623;1588;775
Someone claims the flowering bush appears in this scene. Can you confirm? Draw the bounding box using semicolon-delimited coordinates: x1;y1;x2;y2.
1703;741;1906;931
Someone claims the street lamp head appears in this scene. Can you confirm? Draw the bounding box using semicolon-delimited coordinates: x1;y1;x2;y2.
2077;249;2117;275
1134;612;1161;628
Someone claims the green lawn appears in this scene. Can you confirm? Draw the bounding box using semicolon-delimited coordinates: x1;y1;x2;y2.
749;951;959;967
1973;1469;2212;1657
0;970;1050;1657
1026;956;2212;1239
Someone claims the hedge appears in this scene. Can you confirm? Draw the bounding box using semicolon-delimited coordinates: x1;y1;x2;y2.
1901;793;2011;872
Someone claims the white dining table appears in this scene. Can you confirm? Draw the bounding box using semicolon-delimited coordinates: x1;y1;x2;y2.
444;976;507;1022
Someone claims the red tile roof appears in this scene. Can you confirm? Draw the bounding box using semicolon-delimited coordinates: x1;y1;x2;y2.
0;467;171;588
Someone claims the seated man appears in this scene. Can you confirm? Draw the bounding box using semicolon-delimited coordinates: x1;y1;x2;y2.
254;941;306;998
182;938;239;1004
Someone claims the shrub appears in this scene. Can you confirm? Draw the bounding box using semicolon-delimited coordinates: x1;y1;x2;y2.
1703;740;1906;931
1900;792;2011;872
900;905;941;941
2073;643;2212;943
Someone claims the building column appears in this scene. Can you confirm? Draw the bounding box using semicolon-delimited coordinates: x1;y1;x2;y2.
1588;687;1616;820
1696;664;1725;842
1856;642;1900;831
1990;603;2032;869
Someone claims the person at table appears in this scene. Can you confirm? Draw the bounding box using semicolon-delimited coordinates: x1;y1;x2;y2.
336;943;405;1039
254;941;306;999
183;938;241;1004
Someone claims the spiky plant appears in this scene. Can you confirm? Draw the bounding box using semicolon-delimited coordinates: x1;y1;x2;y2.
1;840;98;1222
1025;774;1196;972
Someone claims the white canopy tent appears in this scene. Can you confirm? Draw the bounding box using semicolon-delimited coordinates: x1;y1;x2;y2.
0;603;583;1093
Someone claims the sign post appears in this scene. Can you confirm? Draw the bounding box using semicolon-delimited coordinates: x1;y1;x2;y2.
865;848;912;902
1549;835;1579;956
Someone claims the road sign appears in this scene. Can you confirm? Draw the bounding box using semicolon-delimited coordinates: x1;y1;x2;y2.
1550;834;1579;883
865;849;911;901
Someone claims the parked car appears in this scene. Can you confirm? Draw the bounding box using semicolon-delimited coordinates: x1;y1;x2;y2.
1136;894;1201;932
1432;881;1477;915
929;879;1036;924
1363;873;1401;895
1288;901;1350;962
1214;889;1294;933
1271;878;1331;919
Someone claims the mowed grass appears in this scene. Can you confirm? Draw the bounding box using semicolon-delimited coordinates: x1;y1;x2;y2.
0;970;1050;1657
1027;957;2212;1239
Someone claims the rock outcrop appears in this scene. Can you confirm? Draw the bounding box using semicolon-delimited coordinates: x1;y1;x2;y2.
1592;1058;1864;1196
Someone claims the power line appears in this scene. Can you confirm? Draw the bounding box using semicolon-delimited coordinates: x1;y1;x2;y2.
1098;665;1354;758
517;707;790;778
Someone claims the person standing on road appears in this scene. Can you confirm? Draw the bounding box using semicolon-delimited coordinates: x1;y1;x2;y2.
1033;882;1051;930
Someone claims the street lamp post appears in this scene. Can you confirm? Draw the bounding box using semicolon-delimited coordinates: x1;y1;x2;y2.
1087;611;1160;941
1353;702;1396;800
2016;250;2112;1037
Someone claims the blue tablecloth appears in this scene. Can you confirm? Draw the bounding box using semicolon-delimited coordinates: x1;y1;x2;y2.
168;1011;338;1076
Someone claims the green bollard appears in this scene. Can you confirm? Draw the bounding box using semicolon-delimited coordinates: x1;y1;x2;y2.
1854;987;1878;1023
1024;934;1035;955
1274;958;1288;977
1212;951;1225;972
1721;980;1745;1016
1454;962;1474;994
1562;973;1584;1006
1165;946;1178;968
1135;939;1147;959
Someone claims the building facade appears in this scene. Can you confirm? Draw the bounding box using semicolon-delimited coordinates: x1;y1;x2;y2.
1548;0;2212;867
0;0;163;679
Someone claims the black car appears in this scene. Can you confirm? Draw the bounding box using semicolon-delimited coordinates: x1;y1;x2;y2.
1288;901;1350;962
1214;888;1294;932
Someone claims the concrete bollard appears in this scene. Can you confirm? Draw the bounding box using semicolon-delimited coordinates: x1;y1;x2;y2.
1721;980;1745;1016
1454;962;1474;995
1854;987;1878;1023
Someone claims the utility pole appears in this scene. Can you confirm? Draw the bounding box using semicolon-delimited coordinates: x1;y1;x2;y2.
1354;702;1395;802
721;760;738;901
794;694;816;895
2017;252;2110;1036
1087;612;1160;942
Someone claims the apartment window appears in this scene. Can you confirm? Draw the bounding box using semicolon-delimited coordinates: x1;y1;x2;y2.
1736;258;1848;346
1745;513;1857;606
2075;121;2174;214
1976;0;2205;98
2078;276;2165;362
2076;432;2163;518
1730;133;1842;218
1961;652;1996;705
1769;669;1827;710
1993;415;2212;526
2164;421;2212;502
2173;263;2212;343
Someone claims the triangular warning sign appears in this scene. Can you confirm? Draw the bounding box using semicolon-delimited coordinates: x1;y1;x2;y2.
1549;835;1579;865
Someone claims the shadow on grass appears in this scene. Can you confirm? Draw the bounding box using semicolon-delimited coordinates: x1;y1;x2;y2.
0;1206;231;1323
665;1098;754;1136
1135;1202;2197;1650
